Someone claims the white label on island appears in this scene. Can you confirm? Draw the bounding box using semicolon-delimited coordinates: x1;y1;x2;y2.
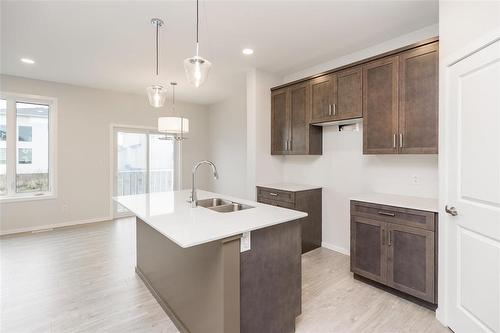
240;232;251;252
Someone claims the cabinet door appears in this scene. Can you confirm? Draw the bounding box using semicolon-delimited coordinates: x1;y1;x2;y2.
363;56;399;154
271;88;289;155
351;216;387;284
399;43;438;154
336;66;363;120
310;74;336;123
289;82;310;154
387;224;435;303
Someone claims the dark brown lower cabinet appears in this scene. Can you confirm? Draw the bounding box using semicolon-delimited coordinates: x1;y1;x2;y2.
350;200;437;305
387;224;435;303
257;186;322;254
351;216;387;284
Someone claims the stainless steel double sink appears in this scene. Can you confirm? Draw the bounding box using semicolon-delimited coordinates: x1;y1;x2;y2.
195;198;254;213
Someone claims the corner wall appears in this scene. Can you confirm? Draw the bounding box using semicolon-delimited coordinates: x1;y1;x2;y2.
0;75;211;234
208;79;247;198
246;69;284;199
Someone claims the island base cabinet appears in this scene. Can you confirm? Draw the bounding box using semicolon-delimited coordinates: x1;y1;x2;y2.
350;201;437;306
135;217;302;333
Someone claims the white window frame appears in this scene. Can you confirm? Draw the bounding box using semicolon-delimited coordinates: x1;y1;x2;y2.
0;92;57;203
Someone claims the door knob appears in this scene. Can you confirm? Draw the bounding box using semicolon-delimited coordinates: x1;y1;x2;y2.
445;205;458;216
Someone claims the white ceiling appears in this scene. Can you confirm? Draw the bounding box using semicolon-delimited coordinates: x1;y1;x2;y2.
1;1;438;105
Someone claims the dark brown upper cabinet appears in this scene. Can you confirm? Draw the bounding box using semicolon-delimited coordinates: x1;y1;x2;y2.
336;66;363;121
363;56;399;154
271;88;289;155
363;42;438;154
271;82;322;155
270;38;438;156
398;43;439;154
310;66;363;124
310;74;337;123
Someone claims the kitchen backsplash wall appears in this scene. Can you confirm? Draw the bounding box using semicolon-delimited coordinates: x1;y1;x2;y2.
282;125;438;254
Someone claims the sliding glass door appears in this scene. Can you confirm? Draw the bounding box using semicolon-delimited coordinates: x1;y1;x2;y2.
113;127;178;217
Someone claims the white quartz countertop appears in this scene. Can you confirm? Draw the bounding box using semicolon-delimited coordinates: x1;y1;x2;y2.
114;190;307;248
257;183;322;192
350;193;438;212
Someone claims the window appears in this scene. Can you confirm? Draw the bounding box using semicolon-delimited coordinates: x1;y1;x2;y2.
18;126;32;142
0;94;56;200
18;148;32;164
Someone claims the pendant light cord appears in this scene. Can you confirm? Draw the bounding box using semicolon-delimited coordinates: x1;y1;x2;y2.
196;0;199;56
172;84;176;113
155;21;159;76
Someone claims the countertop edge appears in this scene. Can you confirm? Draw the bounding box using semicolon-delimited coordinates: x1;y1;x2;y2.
136;211;308;248
350;193;439;213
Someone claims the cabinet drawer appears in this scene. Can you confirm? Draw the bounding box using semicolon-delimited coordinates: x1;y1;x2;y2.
257;187;295;204
351;201;435;231
258;198;296;209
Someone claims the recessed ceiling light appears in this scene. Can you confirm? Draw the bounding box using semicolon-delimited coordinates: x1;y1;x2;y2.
242;48;254;55
21;58;35;64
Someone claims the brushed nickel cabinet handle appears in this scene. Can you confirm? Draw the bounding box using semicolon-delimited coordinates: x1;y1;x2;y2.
284;140;288;151
400;133;403;148
328;104;332;116
333;103;336;116
382;228;385;245
269;192;278;196
393;134;396;148
289;139;292;151
378;211;396;217
388;230;392;246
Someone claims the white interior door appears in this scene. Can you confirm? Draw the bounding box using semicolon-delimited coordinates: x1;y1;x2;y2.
446;39;500;333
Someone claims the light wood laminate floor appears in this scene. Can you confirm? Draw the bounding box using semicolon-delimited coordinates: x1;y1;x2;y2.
1;218;450;333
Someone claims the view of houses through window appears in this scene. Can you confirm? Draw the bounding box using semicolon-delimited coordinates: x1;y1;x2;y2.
0;97;51;197
16;103;49;193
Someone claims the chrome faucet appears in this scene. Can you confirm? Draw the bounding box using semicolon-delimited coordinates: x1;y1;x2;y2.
189;160;219;207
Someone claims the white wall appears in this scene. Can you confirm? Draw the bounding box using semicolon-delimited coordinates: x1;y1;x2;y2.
281;25;440;254
0;75;211;234
284;24;439;83
208;79;247;198
246;69;284;199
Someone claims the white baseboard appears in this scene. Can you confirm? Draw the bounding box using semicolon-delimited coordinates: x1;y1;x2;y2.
321;241;350;256
0;216;113;236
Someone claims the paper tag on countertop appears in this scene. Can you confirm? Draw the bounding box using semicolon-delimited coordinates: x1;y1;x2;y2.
240;232;251;252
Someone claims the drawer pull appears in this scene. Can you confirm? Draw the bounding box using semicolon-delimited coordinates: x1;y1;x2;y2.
269;192;278;196
378;211;395;217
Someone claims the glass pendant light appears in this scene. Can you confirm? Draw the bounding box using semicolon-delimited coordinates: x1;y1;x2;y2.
158;82;189;141
183;0;212;88
147;18;167;107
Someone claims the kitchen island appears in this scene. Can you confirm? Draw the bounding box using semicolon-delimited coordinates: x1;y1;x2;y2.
114;190;307;333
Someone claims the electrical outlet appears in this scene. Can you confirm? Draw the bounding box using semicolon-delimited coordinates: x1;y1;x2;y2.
412;175;419;185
